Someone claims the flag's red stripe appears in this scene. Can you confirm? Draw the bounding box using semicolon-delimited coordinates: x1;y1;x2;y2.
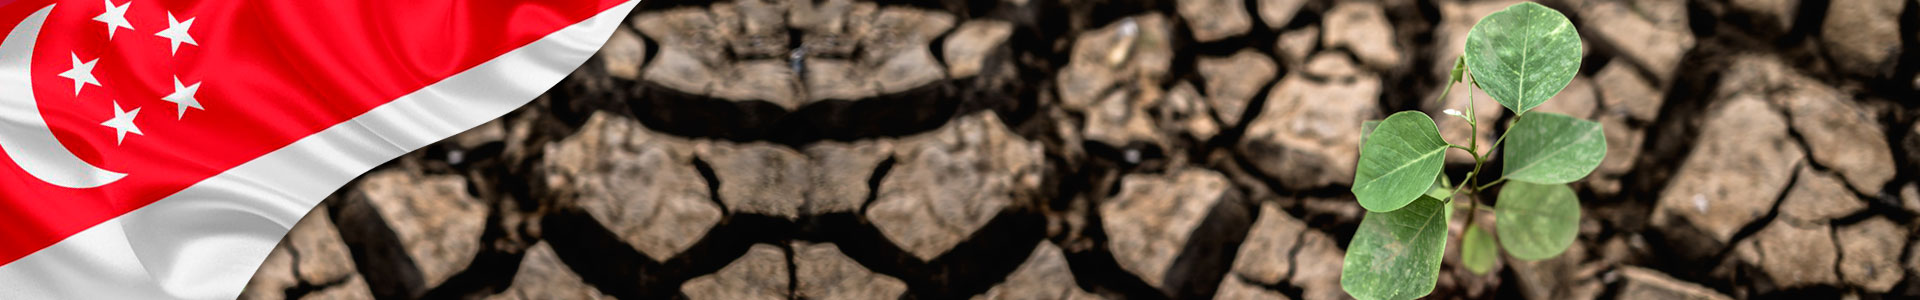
0;0;626;265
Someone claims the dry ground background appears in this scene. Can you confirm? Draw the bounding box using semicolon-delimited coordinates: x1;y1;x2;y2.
239;0;1920;299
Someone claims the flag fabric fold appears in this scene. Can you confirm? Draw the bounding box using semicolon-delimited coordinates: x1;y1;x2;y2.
0;0;638;298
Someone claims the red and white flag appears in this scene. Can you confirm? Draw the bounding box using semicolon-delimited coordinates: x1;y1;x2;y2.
0;0;636;297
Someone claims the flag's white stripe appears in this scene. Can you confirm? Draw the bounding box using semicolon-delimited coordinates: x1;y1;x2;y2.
0;0;638;298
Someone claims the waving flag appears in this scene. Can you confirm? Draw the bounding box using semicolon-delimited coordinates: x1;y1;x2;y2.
0;0;636;297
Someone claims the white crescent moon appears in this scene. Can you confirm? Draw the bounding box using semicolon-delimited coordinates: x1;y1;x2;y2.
0;4;126;189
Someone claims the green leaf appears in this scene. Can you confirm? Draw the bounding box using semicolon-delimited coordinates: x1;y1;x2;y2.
1425;173;1453;201
1342;196;1452;300
1462;223;1496;274
1463;2;1582;115
1496;181;1581;261
1449;56;1467;84
1363;120;1452;202
1353;111;1449;212
1502;112;1606;184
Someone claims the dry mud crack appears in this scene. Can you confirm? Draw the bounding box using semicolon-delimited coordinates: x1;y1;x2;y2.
243;0;1920;299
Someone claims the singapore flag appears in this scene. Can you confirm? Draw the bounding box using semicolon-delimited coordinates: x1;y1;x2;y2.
0;0;636;298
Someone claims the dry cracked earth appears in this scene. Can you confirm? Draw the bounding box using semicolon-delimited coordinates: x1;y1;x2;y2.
240;0;1920;299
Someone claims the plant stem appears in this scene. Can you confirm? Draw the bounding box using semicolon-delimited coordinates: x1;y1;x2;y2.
1466;75;1478;155
1465;74;1484;196
1486;115;1518;156
1466;189;1481;226
1443;171;1475;201
1466;158;1484;194
1476;177;1508;191
1462;73;1485;230
1471;107;1519;195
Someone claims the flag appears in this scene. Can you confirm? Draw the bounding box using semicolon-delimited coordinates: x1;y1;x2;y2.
0;0;637;297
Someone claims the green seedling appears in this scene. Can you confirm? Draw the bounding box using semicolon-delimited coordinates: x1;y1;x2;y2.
1340;2;1604;300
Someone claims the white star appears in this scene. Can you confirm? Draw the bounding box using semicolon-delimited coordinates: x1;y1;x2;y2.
154;12;196;55
56;53;101;96
161;77;202;119
92;0;135;40
100;101;142;145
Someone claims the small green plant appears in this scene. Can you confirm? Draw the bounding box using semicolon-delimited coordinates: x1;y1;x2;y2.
1339;2;1604;300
